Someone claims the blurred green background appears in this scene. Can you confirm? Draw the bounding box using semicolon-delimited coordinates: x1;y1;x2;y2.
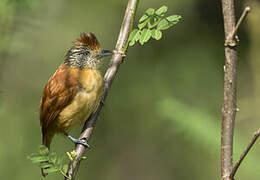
1;0;260;179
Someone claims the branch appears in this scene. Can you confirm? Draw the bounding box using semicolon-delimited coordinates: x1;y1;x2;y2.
229;129;260;179
221;3;250;180
64;0;139;179
225;6;251;47
229;7;251;42
221;0;239;179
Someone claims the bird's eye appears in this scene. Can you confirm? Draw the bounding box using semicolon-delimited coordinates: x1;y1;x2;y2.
83;51;89;56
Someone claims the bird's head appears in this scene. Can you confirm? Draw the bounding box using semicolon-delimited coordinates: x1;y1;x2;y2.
65;32;113;69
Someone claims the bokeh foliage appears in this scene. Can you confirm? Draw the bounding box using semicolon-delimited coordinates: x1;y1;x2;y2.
0;0;260;180
0;0;39;54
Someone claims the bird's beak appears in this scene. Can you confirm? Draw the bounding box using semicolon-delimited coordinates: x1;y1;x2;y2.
98;50;113;57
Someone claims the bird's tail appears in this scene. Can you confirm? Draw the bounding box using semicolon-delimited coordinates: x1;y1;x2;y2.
42;132;53;150
41;132;54;177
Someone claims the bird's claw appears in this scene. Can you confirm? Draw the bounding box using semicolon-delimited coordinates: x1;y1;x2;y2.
67;135;90;148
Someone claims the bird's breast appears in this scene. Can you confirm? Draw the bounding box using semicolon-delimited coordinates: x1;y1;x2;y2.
57;69;103;132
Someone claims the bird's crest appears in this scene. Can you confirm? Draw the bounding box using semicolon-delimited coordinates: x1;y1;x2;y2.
73;32;100;50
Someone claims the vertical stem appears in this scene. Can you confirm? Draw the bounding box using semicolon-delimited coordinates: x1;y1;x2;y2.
221;0;238;180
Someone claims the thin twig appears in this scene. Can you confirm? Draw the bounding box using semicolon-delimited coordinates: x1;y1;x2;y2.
229;129;260;180
221;0;238;179
230;6;251;41
225;6;251;47
64;0;139;180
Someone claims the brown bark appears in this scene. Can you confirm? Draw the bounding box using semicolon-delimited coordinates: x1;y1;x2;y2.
221;2;250;180
221;0;237;179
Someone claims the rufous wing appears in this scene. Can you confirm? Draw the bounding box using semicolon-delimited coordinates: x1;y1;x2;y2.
40;64;79;149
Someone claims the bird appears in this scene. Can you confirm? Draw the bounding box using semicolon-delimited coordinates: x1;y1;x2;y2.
39;33;112;176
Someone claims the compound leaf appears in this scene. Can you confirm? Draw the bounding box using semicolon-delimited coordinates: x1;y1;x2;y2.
157;15;181;30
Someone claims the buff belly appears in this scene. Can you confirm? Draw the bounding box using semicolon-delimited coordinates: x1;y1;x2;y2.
55;68;103;133
57;89;100;132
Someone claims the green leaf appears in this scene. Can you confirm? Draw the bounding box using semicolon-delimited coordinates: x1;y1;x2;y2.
27;153;41;159
134;30;141;41
39;162;53;169
39;145;49;156
62;164;69;172
155;5;168;16
129;40;135;46
44;167;59;174
167;15;182;22
129;29;141;46
157;15;182;30
145;8;155;15
151;29;156;38
148;15;161;29
151;29;162;40
67;151;74;161
27;145;71;177
139;14;149;23
70;151;77;158
128;29;138;42
28;155;49;163
138;18;149;29
81;156;87;160
56;156;62;165
149;16;155;27
66;151;74;161
139;29;152;45
49;153;57;163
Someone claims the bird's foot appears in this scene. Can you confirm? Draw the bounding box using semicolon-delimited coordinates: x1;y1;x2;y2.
100;99;105;106
67;134;90;148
